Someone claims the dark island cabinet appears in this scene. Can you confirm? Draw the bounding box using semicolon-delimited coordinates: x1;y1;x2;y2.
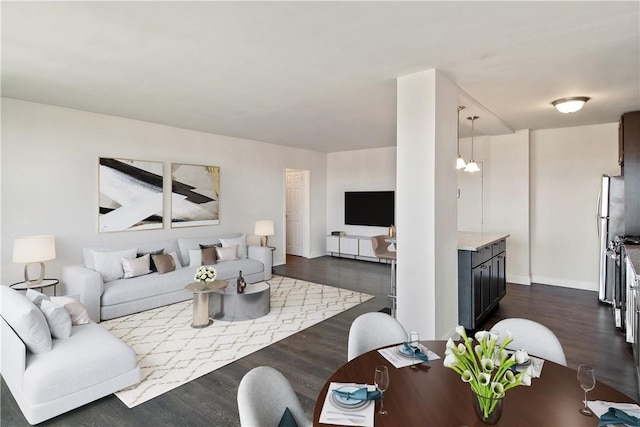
458;238;507;331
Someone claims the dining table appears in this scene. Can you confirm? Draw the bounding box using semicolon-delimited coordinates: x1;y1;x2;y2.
313;340;638;426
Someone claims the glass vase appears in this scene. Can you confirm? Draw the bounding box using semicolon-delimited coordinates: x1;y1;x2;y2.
472;390;503;425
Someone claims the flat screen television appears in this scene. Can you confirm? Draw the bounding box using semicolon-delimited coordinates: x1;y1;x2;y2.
344;191;395;227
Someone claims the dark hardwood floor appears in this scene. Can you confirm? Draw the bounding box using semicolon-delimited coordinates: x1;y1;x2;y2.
2;255;638;426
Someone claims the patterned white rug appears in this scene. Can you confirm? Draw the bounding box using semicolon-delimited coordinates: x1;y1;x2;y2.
100;275;373;408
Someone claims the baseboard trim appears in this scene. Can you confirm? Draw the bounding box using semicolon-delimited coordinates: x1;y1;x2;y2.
530;275;597;292
507;274;531;285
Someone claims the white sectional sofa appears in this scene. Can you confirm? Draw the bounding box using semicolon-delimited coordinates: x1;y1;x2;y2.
61;233;272;322
0;286;140;425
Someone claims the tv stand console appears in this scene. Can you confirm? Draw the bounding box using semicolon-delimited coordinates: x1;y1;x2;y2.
326;234;389;263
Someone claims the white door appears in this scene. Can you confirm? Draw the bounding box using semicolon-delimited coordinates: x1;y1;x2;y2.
457;166;484;232
286;170;305;256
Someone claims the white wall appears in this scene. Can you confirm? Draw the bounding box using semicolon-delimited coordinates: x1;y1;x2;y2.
1;98;328;283
485;130;531;285
530;124;619;290
327;123;620;292
326;147;396;237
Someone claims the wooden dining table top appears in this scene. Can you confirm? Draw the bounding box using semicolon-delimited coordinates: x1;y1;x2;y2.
313;340;637;426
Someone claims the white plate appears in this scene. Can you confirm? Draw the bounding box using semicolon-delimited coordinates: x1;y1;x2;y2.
330;386;370;410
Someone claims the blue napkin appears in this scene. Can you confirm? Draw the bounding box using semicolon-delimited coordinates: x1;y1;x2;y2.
598;407;640;426
332;387;381;401
403;342;431;364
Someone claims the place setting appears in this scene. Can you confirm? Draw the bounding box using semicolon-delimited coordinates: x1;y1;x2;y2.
377;330;440;369
318;366;391;426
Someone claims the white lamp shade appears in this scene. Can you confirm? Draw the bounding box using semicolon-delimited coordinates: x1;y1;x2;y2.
254;220;275;237
13;235;56;263
464;161;481;173
456;156;467;169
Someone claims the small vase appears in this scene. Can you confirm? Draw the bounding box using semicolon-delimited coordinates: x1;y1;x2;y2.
471;390;503;425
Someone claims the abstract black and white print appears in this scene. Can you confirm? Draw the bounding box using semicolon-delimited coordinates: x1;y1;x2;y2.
170;163;220;227
98;158;164;233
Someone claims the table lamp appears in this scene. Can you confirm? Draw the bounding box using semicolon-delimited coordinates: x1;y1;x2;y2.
13;235;56;285
254;220;274;247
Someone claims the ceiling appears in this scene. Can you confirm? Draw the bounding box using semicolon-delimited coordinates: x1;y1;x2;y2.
2;1;639;153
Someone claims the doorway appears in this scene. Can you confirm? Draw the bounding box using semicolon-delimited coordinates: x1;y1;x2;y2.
285;169;310;258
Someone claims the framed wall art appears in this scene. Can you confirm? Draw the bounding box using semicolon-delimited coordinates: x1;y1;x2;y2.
98;157;164;233
170;163;220;228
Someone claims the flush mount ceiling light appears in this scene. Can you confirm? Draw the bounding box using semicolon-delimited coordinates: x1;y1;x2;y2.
551;96;590;114
464;116;481;173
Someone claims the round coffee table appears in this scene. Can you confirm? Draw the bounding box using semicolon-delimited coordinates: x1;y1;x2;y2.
209;281;270;321
184;280;228;328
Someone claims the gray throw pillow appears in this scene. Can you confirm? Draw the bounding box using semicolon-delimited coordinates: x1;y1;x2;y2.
39;299;72;339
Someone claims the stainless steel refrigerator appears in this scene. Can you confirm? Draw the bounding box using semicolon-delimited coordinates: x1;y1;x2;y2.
597;175;625;326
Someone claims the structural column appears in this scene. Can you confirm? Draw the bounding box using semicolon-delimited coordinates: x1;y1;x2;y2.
395;69;459;339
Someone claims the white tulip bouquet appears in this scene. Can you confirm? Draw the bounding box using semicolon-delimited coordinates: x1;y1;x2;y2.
194;266;217;284
444;325;534;420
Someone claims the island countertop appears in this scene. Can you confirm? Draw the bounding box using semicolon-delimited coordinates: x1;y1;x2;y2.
458;232;510;251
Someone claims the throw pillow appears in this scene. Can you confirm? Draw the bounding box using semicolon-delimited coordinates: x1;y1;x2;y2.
25;288;50;306
50;296;90;325
122;254;151;278
188;249;202;267
219;235;248;259
152;252;182;274
216;245;238;262
278;407;298;427
138;248;164;272
91;248;138;282
39;299;72;339
0;286;52;353
201;247;217;265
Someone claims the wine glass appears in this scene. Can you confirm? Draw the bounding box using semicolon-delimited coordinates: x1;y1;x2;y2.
577;364;596;416
374;365;389;415
409;330;420;369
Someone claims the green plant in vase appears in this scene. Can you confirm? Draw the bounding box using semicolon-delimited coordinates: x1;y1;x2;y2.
444;325;534;423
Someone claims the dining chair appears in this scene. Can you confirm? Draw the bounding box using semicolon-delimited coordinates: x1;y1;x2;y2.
348;312;407;361
237;366;312;427
490;318;567;366
370;235;397;317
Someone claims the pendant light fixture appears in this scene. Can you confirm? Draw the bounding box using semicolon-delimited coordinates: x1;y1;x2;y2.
456;106;467;169
464;116;481;173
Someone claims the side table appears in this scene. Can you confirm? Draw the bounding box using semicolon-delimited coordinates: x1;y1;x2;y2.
267;246;276;273
184;280;228;328
10;278;59;296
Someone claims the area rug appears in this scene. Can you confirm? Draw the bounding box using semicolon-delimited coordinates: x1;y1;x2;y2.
100;275;374;408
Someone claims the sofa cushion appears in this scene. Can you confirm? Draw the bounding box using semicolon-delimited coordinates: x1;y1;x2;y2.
91;248;138;282
23;322;138;404
123;254;151;278
219;234;248;259
50;296;90;325
216;245;238;262
101;267;197;306
0;286;52;353
25;289;50;306
138;248;164;272
39;299;72;339
152;252;182;274
177;233;241;267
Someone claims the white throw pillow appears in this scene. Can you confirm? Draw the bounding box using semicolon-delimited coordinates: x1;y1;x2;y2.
39;299;72;339
91;248;138;282
0;286;52;353
25;288;50;306
216;245;238;262
219;234;247;259
189;249;202;267
50;296;90;325
122;254;151;278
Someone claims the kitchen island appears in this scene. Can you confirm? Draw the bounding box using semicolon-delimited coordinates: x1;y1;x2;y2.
458;232;510;331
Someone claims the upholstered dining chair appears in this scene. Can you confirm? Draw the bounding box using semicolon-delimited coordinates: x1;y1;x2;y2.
348;312;407;361
370;235;397;317
490;318;567;366
237;366;312;427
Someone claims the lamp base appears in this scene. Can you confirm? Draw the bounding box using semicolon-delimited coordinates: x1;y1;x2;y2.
24;262;45;285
